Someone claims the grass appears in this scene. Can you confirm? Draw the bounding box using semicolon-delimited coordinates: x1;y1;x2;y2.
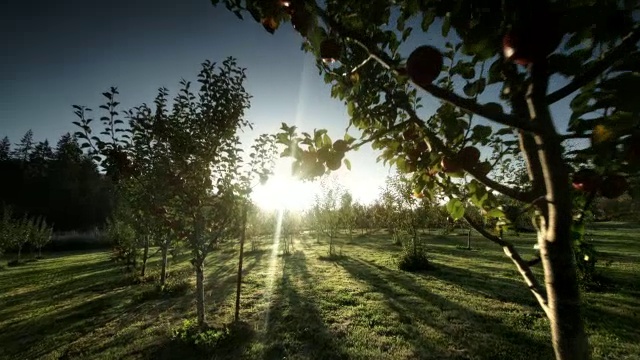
1;223;639;359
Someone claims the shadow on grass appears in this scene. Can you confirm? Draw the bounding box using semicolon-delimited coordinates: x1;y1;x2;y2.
263;250;349;360
424;261;540;309
335;256;553;360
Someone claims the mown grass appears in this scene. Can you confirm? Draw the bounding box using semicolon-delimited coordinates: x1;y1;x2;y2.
0;223;639;360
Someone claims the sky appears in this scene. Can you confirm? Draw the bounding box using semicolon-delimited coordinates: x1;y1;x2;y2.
0;0;586;210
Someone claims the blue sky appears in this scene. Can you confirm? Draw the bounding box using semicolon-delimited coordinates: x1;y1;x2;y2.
0;0;586;208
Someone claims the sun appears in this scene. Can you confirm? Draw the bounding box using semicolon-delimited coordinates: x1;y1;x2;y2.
251;172;317;211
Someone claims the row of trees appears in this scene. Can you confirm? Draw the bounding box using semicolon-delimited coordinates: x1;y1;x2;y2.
73;59;278;329
0;206;53;263
0;132;113;231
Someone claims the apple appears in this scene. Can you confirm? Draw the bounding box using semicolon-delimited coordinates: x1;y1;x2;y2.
458;146;480;168
599;175;628;199
502;24;561;65
332;139;348;153
406;46;443;87
402;127;419;141
572;169;601;193
320;39;341;63
326;155;342;171
441;156;462;173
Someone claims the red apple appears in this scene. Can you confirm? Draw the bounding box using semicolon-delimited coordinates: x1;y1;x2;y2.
458;146;481;168
502;22;560;65
407;46;443;87
441;157;462;173
572;169;601;193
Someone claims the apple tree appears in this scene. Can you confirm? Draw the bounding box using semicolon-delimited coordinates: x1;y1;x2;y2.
211;0;640;358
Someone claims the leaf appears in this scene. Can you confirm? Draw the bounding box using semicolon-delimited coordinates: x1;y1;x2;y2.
471;125;492;140
344;158;352;171
486;208;505;219
446;198;465;221
441;12;451;37
421;11;436;32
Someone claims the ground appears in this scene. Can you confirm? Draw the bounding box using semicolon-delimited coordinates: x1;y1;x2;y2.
0;223;639;360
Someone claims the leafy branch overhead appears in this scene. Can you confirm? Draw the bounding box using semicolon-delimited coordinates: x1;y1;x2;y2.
210;1;639;359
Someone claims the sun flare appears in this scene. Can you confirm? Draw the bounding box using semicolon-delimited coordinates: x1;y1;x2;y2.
251;173;316;211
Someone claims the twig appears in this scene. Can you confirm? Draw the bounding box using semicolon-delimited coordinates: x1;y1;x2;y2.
465;214;550;317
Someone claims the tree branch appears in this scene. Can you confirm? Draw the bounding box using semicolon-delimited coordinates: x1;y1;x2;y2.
397;102;538;203
546;26;640;104
312;5;540;133
465;214;550;317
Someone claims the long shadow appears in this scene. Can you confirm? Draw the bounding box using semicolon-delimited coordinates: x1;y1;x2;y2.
336;256;553;360
412;260;540;309
205;248;267;307
0;285;142;359
262;250;349;360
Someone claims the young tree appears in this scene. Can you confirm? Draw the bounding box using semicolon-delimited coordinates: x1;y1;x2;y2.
31;216;53;258
212;1;640;357
234;134;277;322
313;177;344;256
339;191;356;241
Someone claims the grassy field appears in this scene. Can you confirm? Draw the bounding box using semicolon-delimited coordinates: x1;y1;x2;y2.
1;223;639;360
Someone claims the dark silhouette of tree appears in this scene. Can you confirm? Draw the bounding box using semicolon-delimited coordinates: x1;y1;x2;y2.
0;131;113;232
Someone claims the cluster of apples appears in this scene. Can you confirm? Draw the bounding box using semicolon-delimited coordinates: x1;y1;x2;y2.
572;169;629;199
441;146;490;176
297;139;349;178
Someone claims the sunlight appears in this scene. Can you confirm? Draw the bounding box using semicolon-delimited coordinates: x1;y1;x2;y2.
251;162;317;211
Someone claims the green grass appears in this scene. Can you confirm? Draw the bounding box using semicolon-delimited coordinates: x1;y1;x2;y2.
1;223;639;360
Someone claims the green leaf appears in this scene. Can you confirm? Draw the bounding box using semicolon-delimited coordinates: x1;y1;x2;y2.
421;11;436;32
486;208;504;219
344;158;352;171
446;198;465;221
441;12;451;37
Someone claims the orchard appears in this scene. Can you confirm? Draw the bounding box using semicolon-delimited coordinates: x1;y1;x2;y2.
211;1;640;359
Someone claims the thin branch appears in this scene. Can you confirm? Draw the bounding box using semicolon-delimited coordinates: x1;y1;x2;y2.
312;5;539;133
465;214;550;317
546;26;640;104
397;102;538;203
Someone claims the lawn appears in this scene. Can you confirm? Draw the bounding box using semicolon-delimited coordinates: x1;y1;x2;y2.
0;223;639;360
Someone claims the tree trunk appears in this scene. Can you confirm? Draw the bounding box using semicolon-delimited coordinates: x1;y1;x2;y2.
160;245;168;286
195;260;206;328
234;203;248;322
140;236;150;278
527;63;589;359
467;230;471;250
17;245;22;262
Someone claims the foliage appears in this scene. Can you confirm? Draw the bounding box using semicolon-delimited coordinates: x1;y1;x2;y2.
312;177;346;255
106;206;139;271
397;244;432;273
171;319;231;350
0;131;113;231
212;1;640;357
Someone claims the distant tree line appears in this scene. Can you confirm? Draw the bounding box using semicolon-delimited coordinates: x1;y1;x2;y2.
0;130;114;232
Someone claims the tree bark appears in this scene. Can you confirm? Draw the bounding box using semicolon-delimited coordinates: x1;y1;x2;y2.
160;245;168;286
527;63;589;359
140;235;150;278
234;203;248;322
195;259;206;328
